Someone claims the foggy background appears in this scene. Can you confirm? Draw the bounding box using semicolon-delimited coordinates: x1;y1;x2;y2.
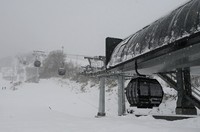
0;0;189;59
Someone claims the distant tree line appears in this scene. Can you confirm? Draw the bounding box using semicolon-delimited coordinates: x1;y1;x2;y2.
39;50;93;83
39;50;66;78
38;50;118;89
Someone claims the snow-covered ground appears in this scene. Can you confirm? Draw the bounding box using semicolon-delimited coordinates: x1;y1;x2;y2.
0;74;200;132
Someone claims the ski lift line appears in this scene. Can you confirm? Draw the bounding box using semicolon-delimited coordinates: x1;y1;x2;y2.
80;70;137;78
66;53;91;57
66;56;85;60
33;50;45;53
33;51;46;56
65;54;90;61
65;53;104;60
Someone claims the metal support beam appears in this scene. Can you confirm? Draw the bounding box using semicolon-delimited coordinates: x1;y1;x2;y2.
185;95;200;109
183;68;192;94
118;75;126;116
97;77;106;116
176;68;197;115
157;73;177;90
176;68;184;108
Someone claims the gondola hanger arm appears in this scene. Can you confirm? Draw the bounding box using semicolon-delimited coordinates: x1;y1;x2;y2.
135;60;146;77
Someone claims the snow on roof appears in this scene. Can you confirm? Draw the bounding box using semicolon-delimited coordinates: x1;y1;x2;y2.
108;0;200;67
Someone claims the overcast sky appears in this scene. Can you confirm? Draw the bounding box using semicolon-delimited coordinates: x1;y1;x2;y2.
0;0;189;59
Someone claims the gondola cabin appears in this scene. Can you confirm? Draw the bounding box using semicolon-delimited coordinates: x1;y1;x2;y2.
58;67;66;76
34;60;41;67
126;77;163;108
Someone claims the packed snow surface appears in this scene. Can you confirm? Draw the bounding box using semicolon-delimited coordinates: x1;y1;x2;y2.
0;75;200;132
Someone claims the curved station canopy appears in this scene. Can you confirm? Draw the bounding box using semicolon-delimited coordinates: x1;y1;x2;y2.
95;0;200;117
107;0;200;75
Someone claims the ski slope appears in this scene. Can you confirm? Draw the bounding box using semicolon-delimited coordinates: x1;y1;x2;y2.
0;76;200;132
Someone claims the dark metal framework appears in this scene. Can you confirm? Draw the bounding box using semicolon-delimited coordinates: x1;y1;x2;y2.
108;0;200;68
106;31;200;75
86;0;200;117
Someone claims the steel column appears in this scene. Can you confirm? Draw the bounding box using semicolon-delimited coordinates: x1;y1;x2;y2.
97;77;106;116
118;75;126;116
176;68;197;115
157;73;177;90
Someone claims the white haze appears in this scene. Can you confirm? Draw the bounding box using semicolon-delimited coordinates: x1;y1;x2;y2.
0;0;189;59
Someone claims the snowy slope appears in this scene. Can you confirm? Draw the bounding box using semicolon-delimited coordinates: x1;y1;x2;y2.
0;75;200;132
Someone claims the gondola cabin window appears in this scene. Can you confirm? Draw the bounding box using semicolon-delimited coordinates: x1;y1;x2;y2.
139;81;149;96
150;83;163;97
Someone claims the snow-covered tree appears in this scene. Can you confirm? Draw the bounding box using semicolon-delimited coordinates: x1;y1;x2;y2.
40;50;66;78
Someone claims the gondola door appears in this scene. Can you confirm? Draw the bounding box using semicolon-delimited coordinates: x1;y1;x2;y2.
138;79;151;108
